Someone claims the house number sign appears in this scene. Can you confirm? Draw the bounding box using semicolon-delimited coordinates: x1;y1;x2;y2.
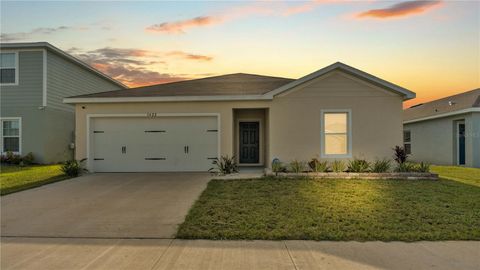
147;112;157;118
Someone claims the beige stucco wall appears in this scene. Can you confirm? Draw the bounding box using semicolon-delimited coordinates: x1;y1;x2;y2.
74;101;269;164
73;71;404;168
404;112;478;167
269;71;403;162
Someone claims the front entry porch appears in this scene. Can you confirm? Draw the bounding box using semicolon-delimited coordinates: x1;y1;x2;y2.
233;108;268;168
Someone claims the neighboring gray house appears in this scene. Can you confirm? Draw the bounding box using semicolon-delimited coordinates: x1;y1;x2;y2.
0;42;125;163
403;89;480;168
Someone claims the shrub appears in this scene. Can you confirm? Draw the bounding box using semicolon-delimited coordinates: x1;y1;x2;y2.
415;162;430;173
22;152;35;165
0;154;7;163
289;160;306;173
61;159;87;177
395;162;417;172
371;159;391;173
1;151;35;165
331;160;346;173
1;151;22;164
209;155;238;175
347;159;371;173
272;159;287;175
393;146;409;164
308;158;329;172
395;161;430;173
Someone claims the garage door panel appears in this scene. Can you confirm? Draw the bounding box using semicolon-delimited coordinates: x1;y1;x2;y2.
91;116;218;172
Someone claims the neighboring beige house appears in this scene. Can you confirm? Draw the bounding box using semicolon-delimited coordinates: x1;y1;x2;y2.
403;89;480;168
64;62;415;172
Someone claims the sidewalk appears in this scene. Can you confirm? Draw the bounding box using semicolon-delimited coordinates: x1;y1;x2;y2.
1;238;479;270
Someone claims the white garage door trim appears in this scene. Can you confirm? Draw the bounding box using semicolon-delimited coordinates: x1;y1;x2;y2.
86;113;221;172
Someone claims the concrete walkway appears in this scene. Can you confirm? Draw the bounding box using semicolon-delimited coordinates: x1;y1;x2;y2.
1;238;478;270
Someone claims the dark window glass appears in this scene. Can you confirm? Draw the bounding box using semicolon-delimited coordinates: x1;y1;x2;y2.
458;123;465;165
403;131;411;143
404;144;411;155
3;137;19;152
0;68;15;84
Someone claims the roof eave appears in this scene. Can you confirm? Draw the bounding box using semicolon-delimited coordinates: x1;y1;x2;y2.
403;108;480;124
63;95;273;104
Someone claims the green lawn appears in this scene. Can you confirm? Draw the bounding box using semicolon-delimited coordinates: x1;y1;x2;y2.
0;164;70;195
177;167;480;241
431;165;480;187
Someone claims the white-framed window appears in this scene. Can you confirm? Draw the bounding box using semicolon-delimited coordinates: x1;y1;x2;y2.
321;110;352;158
1;118;21;154
0;52;18;85
403;130;411;155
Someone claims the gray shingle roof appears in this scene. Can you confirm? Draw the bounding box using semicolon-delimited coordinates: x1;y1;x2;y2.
69;73;294;98
404;88;480;122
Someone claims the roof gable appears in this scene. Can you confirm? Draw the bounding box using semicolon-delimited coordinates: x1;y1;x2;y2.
264;62;415;100
276;70;400;99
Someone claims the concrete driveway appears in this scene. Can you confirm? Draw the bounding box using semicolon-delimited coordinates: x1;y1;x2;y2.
1;173;210;238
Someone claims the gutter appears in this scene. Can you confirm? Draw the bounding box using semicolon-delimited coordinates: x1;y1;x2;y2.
63;95;273;104
403;108;480;124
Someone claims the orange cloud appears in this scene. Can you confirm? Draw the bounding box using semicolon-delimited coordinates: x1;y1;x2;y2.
146;1;337;34
90;61;188;88
146;16;220;34
91;62;108;71
70;47;213;87
71;47;213;64
145;5;272;34
357;1;443;19
283;0;339;16
167;51;213;61
284;2;318;16
90;47;153;58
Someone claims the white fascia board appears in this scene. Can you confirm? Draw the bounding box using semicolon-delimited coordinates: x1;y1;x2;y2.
403;108;480;124
63;95;272;104
264;62;416;100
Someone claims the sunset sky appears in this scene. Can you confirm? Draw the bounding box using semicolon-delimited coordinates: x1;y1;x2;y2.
1;0;479;107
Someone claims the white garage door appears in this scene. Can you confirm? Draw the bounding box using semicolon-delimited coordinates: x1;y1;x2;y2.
90;116;218;172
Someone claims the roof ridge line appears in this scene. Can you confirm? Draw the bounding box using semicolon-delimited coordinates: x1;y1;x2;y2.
125;73;294;91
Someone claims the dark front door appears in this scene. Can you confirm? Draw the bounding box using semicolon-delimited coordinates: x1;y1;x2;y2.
458;123;465;165
239;122;259;164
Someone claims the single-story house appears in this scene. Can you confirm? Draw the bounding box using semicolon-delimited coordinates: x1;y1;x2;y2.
403;89;480;168
64;62;415;172
0;42;125;163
